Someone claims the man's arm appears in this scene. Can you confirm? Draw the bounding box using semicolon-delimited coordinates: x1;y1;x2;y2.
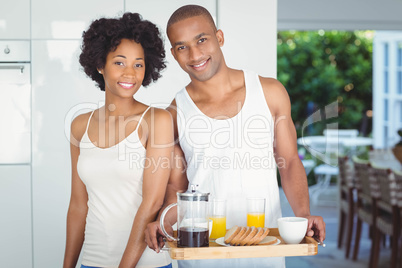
260;77;326;242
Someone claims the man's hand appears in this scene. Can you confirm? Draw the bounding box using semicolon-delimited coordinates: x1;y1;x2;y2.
144;221;173;253
304;215;326;242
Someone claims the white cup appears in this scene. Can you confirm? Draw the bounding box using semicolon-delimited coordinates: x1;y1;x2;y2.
277;217;308;244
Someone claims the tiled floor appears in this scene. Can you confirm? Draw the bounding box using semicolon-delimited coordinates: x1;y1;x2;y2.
172;185;393;267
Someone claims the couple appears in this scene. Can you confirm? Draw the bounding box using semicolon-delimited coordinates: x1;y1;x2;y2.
64;4;325;268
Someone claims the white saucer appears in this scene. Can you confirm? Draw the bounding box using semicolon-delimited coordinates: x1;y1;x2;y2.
215;237;280;246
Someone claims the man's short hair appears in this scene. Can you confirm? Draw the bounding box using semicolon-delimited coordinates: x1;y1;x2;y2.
167;5;217;34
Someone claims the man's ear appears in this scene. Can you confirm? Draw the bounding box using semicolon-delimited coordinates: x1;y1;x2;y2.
170;47;177;61
216;29;224;47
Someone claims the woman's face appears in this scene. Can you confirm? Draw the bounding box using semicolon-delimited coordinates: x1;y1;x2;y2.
100;38;145;99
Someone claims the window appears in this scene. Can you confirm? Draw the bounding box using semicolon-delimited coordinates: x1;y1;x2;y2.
398;43;402;94
373;32;402;148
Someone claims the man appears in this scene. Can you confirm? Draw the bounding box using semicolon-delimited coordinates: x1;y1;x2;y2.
145;4;325;267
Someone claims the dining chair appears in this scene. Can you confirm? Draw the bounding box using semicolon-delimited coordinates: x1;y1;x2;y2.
391;169;402;268
352;156;376;263
369;164;400;268
337;155;355;258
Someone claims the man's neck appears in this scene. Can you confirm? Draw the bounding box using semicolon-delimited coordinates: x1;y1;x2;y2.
186;67;240;100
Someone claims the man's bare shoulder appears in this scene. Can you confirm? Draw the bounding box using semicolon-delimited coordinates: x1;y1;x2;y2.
259;76;287;96
258;76;291;116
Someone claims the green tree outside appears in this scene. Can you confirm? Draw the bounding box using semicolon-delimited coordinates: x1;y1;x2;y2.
276;30;373;186
277;30;373;138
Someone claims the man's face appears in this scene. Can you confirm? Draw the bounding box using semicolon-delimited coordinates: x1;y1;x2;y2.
168;15;224;82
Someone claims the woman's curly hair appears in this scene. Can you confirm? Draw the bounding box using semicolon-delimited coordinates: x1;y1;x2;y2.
79;12;166;91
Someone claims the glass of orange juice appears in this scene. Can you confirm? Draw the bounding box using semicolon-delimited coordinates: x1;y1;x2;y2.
247;198;265;228
209;199;226;240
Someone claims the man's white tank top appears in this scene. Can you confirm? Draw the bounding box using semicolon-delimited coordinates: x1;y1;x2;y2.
77;107;170;268
175;70;284;267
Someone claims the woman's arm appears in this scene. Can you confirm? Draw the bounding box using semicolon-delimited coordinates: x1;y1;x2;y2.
144;101;189;252
63;115;89;268
119;108;174;267
145;144;189;252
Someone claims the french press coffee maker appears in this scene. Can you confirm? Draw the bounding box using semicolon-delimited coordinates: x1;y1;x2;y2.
160;185;210;247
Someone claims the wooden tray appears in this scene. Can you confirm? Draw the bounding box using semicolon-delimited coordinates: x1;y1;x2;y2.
165;228;318;260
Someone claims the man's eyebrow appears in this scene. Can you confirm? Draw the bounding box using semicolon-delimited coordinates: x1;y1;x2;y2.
194;33;208;40
173;41;184;47
173;33;209;47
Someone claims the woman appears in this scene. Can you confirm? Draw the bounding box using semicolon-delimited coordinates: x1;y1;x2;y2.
63;13;173;268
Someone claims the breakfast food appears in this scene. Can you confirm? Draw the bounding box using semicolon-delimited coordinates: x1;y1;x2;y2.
245;227;264;245
223;226;273;246
253;227;270;245
232;227;251;245
224;226;241;244
229;226;247;245
239;226;258;246
258;236;278;245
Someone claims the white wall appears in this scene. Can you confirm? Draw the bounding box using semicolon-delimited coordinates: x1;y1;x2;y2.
0;0;278;267
278;0;402;30
219;0;277;78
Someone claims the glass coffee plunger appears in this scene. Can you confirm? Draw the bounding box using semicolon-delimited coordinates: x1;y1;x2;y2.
160;185;210;247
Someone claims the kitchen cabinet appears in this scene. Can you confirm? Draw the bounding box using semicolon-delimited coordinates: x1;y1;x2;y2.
31;40;103;267
0;0;30;39
31;0;124;39
0;165;32;268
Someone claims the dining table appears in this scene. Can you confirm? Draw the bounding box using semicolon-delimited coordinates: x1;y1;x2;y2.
297;135;373;159
297;135;373;148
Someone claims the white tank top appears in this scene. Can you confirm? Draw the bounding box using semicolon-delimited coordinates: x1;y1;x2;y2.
77;107;170;268
175;70;284;267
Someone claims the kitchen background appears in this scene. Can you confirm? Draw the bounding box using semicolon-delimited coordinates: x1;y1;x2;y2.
0;0;276;267
1;0;402;267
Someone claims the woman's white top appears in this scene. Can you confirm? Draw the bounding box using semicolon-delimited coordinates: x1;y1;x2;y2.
175;70;285;267
77;107;171;268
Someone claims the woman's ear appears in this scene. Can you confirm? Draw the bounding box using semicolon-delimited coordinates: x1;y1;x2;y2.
216;29;224;47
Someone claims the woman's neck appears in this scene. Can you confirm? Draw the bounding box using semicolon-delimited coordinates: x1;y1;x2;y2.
104;95;138;118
